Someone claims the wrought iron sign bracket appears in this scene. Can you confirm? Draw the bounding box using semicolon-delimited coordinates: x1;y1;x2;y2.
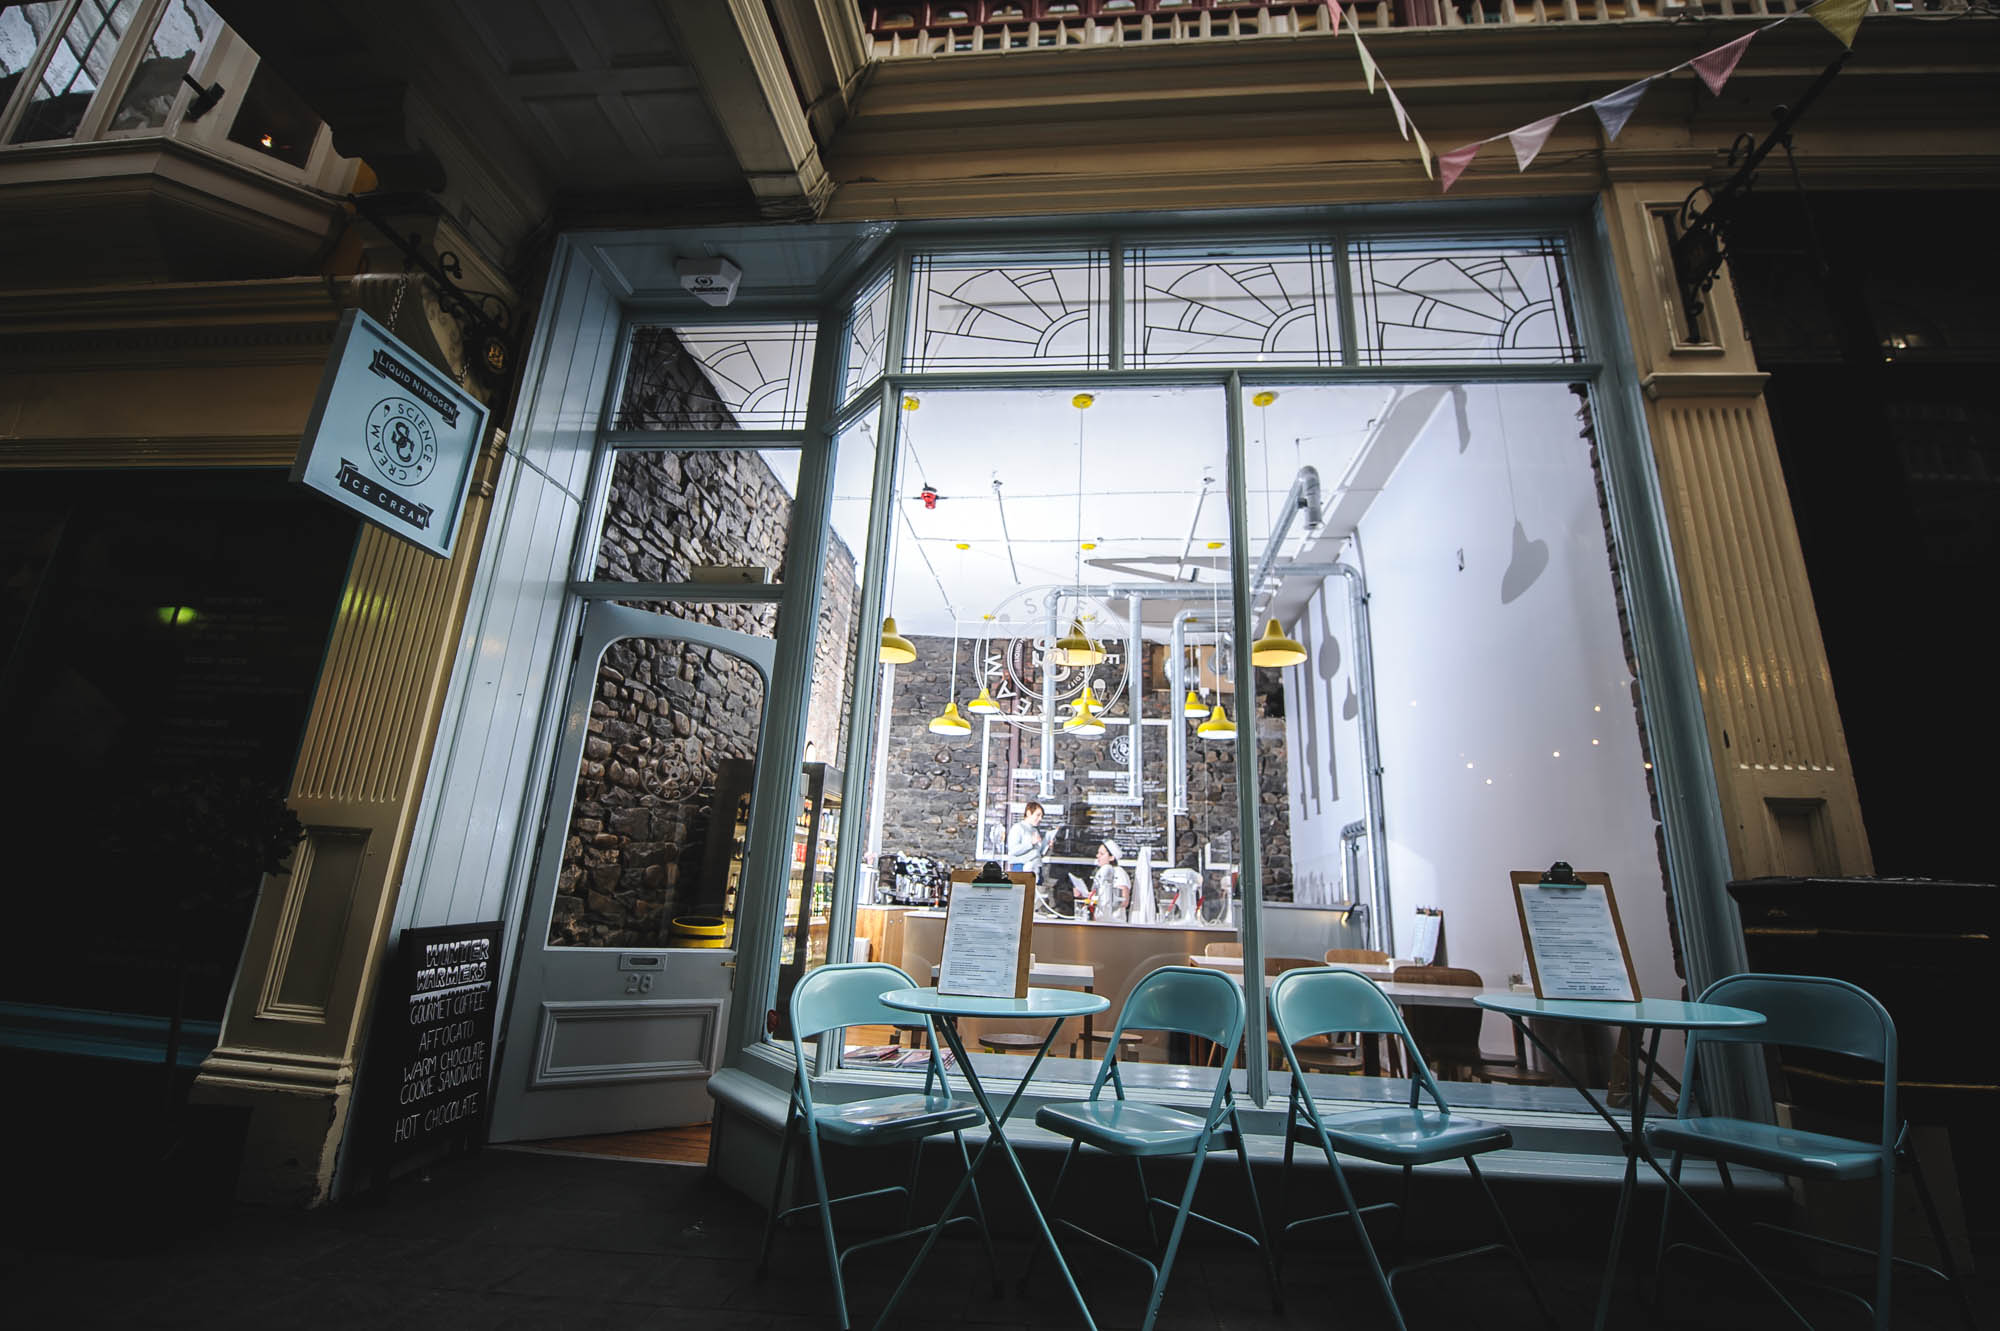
1670;52;1847;336
348;193;518;384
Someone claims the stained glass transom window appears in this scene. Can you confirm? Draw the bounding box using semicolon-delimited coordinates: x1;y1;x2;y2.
840;269;892;403
905;252;1110;373
1127;244;1341;368
1349;241;1580;365
617;321;816;431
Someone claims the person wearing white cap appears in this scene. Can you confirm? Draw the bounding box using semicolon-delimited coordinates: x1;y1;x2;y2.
1089;838;1132;922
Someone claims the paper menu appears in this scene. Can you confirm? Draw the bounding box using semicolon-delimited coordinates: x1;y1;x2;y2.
1510;871;1639;1002
938;870;1033;999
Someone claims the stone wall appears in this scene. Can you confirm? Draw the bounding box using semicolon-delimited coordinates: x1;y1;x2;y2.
875;634;1292;894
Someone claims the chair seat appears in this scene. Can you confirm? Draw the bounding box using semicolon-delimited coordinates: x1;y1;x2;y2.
813;1092;984;1146
1645;1116;1887;1181
1291;1106;1511;1166
979;1032;1044;1054
1037;1099;1220;1157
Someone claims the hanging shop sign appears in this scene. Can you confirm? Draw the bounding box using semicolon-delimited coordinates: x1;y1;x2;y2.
292;309;488;557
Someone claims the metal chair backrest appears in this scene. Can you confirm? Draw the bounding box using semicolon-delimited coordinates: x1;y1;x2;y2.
1682;973;1898;1150
1271;967;1451;1112
1090;966;1245;1112
789;961;928;1044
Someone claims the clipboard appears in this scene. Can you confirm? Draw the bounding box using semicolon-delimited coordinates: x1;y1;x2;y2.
939;868;1035;999
1509;868;1641;1002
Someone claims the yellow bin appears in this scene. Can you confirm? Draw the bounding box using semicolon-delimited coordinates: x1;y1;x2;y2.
670;915;729;948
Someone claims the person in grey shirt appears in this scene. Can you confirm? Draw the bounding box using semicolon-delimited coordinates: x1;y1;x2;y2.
1004;800;1053;875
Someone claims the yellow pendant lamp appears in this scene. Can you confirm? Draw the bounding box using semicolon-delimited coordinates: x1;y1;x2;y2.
878;616;916;664
927;700;971;736
1063;682;1106;736
966;685;1001;715
1181;688;1207;718
1054;617;1105;667
1197;702;1236;742
1250;617;1308;668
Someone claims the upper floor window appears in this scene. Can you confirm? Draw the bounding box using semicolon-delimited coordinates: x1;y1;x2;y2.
0;0;345;190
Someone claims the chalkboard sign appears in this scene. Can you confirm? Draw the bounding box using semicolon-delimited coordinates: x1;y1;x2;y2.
359;920;503;1183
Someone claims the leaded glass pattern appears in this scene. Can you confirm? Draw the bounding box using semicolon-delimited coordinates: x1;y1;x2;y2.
617;321;816;431
840;269;892;402
1350;241;1580;365
1127;245;1341;367
905;252;1110;373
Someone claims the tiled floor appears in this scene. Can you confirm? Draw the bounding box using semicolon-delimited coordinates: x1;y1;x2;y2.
4;1147;1990;1330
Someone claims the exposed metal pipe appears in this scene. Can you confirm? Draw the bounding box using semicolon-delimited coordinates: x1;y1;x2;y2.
1040;594;1057;799
1339;820;1367;909
1174;475;1213;583
1332;561;1391;955
1249;465;1323;612
1125;593;1143;808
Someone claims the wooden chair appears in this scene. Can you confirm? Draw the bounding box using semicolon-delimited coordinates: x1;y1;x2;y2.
1324;948;1390;966
1391;965;1512;1082
1204;941;1243;958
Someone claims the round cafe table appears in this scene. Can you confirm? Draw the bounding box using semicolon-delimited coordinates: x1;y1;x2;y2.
1474;995;1766;1331
871;986;1110;1331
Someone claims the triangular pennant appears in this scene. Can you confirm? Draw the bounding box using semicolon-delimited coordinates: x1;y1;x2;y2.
1386;85;1411;140
1329;0;1342;39
1508;114;1561;172
1806;0;1867;47
1413;127;1434;182
1591;78;1651;144
1439;141;1482;193
1354;34;1379;94
1690;30;1756;96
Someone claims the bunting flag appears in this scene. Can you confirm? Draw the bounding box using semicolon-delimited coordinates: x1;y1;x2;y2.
1806;0;1868;47
1387;85;1411;140
1438;141;1480;192
1690;30;1757;96
1341;0;1862;196
1591;79;1651;144
1509;114;1562;172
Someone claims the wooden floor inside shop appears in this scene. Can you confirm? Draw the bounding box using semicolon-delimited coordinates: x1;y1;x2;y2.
527;1122;712;1165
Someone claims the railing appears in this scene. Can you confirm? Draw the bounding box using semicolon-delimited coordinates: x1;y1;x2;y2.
858;0;1951;56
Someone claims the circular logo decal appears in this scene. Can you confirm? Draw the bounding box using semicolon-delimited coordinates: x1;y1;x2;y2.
365;397;437;486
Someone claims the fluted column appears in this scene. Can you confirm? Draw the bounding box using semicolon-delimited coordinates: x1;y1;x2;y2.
1601;182;1872;882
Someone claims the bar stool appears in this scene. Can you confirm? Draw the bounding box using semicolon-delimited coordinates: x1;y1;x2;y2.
978;1032;1043;1055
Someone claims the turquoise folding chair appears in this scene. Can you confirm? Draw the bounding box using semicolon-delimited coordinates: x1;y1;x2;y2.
1269;967;1554;1331
1647;973;1977;1331
1029;965;1282;1331
758;962;999;1331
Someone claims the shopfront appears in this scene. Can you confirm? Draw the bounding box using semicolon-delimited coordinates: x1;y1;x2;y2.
371;201;1751;1201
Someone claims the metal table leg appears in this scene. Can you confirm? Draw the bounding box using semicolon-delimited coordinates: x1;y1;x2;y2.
872;1014;1098;1331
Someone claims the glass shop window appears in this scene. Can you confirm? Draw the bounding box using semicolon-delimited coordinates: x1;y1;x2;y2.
6;0;140;143
594;448;800;597
107;0;216;131
1124;242;1342;369
839;268;892;407
1248;380;1671;1104
1347;238;1582;366
224;57;318;167
617;321;817;432
904;250;1111;374
826;385;1244;1079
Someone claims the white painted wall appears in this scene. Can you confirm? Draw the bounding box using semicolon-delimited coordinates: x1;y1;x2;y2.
1280;576;1366;907
1282;382;1679;1056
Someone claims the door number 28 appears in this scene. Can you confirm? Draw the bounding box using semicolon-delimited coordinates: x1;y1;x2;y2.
624;973;655;994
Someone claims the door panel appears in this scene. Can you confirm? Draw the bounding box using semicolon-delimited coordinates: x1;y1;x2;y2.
489;602;772;1142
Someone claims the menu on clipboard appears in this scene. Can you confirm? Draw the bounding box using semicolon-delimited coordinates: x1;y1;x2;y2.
938;866;1034;999
1510;868;1640;1002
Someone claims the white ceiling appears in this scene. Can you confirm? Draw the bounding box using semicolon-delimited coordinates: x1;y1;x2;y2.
822;383;1447;639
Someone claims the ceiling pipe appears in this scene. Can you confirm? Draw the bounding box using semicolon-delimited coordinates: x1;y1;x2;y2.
992;477;1021;584
1126;592;1144;812
1174;475;1213;584
1250;465;1323;619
